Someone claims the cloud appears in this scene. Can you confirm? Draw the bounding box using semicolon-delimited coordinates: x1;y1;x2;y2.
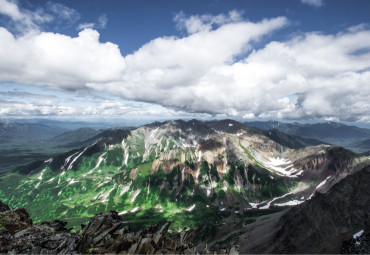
174;10;243;34
77;14;108;30
46;1;80;24
1;2;370;122
92;19;370;122
77;23;95;30
0;0;53;33
300;0;324;7
0;28;125;89
98;14;107;29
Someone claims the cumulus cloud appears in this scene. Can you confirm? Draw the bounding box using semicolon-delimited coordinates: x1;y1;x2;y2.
0;28;125;89
300;0;324;7
1;1;370;122
91;19;370;122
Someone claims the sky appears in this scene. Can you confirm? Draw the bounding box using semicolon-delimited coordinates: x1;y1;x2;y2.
0;0;370;124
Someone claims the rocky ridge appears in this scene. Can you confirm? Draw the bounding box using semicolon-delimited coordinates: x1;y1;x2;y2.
0;201;238;254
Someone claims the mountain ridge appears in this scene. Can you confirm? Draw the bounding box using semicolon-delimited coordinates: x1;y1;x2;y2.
0;119;369;248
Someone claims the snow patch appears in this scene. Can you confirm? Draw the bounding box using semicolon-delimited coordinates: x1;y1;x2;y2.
100;186;116;201
198;150;202;162
261;157;302;178
307;193;314;200
260;192;292;209
130;190;141;203
131;207;140;213
90;153;106;173
119;184;131;197
353;230;364;239
37;168;46;180
228;123;233;127
124;150;129;166
274;200;304;207
44;158;53;164
150;127;159;138
46;177;54;183
61;151;79;170
206;189;211;197
97;181;109;188
121;139;125;148
186;204;196;212
67;141;97;171
67;178;78;185
118;210;128;215
316;175;331;190
220;208;226;211
249;202;260;209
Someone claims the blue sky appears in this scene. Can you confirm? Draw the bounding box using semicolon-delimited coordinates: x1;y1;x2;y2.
0;0;370;124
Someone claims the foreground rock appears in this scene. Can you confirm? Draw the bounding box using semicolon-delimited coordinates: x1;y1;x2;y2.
79;211;195;254
271;166;370;253
0;201;238;254
0;207;79;254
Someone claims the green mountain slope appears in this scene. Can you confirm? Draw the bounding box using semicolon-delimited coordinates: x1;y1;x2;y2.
0;120;368;237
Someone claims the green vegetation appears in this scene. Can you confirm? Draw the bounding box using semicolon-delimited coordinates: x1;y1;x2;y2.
0;130;301;235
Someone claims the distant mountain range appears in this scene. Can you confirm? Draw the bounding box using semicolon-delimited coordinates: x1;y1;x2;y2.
244;120;370;153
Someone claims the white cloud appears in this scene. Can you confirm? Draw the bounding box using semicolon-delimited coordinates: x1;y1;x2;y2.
0;0;53;33
300;0;324;7
77;23;95;30
0;28;125;89
46;2;80;23
1;2;370;122
174;10;243;34
77;14;107;31
98;14;107;29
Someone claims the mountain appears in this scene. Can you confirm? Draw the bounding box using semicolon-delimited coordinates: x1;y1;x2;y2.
262;128;329;149
47;127;100;148
0;126;102;176
0;120;68;144
353;139;370;153
244;120;370;153
2;118;139;130
0;119;368;246
238;165;370;254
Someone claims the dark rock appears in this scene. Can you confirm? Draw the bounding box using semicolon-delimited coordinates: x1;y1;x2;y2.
341;232;370;254
0;200;10;212
0;203;225;254
41;220;68;232
271;166;370;254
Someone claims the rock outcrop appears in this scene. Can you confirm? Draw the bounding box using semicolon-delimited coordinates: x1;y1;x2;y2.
271;166;370;254
0;201;238;254
0;207;79;254
79;211;194;254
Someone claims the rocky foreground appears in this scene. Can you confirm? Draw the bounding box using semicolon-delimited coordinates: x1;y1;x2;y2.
0;200;238;254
